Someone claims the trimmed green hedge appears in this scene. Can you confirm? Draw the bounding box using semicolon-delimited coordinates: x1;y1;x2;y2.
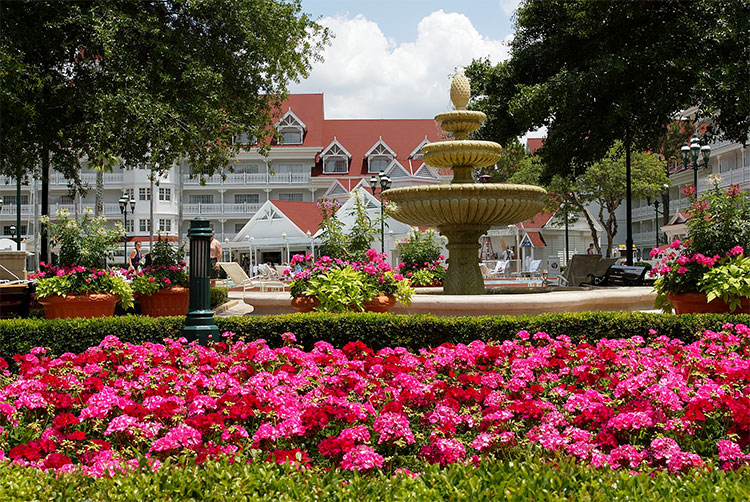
0;455;747;502
1;311;749;365
210;287;229;308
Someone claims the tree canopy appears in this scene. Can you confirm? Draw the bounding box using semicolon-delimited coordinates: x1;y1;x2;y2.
466;0;749;180
0;0;329;183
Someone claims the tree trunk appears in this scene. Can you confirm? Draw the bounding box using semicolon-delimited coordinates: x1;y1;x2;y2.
624;132;633;265
571;194;600;254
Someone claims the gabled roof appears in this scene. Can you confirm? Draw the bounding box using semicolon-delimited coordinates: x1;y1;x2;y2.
271;200;323;235
526;137;545;154
264;94;324;149
274;108;308;130
385;161;411;179
313;118;442;177
522;231;547;247
323;179;349;197
664;210;689;227
365;137;397;158
320;137;352;158
409;137;430;158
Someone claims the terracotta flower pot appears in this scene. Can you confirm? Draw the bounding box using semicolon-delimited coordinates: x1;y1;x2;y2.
291;295;319;313
667;291;750;314
38;293;119;319
362;293;397;313
139;286;189;317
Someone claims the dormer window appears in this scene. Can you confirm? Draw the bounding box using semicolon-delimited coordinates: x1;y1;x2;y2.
409;137;430;160
275;109;306;145
365;138;396;173
321;138;352;174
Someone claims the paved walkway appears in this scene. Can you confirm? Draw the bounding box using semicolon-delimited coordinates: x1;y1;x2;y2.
214;292;255;317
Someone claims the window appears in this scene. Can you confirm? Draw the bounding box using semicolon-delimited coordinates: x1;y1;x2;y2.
279;193;303;202
368;156;390;173
275;163;306;174
139;219;151;232
4;195;29;205
324;157;348;173
275;111;306;145
234;163;260;174
234;132;256;145
235;223;245;233
58;195;74;204
188;194;214;204
139;188;151;201
366;140;396;173
234;194;259;204
158;188;171;201
159;219;172;232
280;127;302;145
124;188;135;200
3;225;27;236
124;219;134;233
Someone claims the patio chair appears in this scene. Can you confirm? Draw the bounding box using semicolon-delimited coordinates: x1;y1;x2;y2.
217;262;261;292
526;259;542;277
490;260;508;277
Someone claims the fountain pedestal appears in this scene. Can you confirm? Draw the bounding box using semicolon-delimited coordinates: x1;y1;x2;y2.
442;226;488;295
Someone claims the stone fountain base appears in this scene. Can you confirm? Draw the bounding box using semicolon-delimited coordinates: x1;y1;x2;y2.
441;225;488;295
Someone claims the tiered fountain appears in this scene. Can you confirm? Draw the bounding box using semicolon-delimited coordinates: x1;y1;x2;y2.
382;73;547;295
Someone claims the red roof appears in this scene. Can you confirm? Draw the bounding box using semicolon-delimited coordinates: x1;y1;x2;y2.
269;94;324;149
314;119;442;177
518;211;554;229
526;231;547;247
270;200;323;234
527;137;545;154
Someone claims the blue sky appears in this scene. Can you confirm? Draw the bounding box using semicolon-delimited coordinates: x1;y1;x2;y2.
290;1;520;120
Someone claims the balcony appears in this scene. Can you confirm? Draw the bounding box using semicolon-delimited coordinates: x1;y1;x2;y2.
182;172;311;185
183;202;261;216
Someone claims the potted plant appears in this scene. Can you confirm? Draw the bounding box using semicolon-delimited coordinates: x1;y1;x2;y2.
397;229;446;287
651;176;750;313
130;237;189;317
289;249;413;313
32;209;133;318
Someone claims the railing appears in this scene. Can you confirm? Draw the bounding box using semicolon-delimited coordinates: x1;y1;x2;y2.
182;173;310;185
0;204;33;216
183;203;260;216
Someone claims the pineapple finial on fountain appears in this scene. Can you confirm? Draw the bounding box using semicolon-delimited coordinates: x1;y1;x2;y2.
382;71;547;295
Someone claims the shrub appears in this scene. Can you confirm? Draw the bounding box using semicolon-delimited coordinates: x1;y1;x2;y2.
397;229;444;274
210;287;229;308
131;238;188;296
2;311;750;367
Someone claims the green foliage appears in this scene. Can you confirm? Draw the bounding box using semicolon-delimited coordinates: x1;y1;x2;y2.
317;191;381;261
0;0;329;182
210;287;229;309
699;255;750;312
34;273;134;310
43;208;123;269
304;267;375;312
2;312;750;370
473;139;530;182
0;452;748;502
465;1;749;181
409;268;445;287
397;229;444;273
131;238;188;296
686;178;750;258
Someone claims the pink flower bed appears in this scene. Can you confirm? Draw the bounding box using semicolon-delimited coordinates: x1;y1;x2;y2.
1;325;750;475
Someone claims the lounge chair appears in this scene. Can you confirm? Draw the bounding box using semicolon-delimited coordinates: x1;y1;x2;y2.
217;262;261;292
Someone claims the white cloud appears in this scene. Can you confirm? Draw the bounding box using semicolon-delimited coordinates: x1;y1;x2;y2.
290;10;511;119
499;0;521;16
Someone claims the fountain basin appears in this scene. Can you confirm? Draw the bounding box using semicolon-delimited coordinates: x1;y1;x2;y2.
382;184;546;228
421;141;503;169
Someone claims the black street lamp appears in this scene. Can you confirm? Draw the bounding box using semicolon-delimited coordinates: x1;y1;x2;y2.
118;192;136;265
369;173;392;254
184;218;219;344
646;196;665;251
680;133;711;193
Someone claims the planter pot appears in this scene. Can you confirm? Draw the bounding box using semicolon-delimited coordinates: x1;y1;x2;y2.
38;293;119;319
291;295;319;313
362;293;397;313
667;291;750;314
140;286;189;317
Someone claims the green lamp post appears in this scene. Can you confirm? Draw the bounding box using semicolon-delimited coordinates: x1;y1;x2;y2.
183;218;219;344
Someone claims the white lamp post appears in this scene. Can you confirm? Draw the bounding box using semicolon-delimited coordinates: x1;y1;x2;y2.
281;232;289;264
306;230;314;257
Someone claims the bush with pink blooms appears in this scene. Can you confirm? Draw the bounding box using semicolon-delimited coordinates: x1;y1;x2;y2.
130;238;188;297
288;250;412;312
650;178;750;312
2;323;750;475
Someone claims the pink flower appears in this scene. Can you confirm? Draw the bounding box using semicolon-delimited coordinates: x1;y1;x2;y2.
730;246;744;256
340;445;384;471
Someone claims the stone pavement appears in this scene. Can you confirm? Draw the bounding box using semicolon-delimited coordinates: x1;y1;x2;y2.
214;291;255;317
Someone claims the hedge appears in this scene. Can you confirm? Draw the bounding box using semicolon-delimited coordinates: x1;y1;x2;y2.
1;311;749;366
210;287;229;308
0;455;747;502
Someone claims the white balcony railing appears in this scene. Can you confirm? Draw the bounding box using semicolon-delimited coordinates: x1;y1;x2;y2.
183;203;260;216
182;173;310;185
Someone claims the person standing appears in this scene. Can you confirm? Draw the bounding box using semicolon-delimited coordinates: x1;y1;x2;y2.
128;241;143;273
587;243;595;255
210;231;222;285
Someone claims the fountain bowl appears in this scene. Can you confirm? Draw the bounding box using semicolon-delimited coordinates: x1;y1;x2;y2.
382;184;547;228
421;141;503;169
